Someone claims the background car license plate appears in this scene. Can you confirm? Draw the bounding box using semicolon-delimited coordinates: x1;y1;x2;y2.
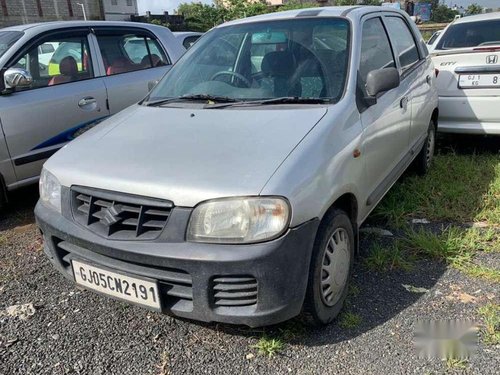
459;74;500;88
72;260;160;310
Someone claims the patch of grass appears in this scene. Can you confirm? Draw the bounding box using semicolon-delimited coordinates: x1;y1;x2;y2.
338;311;362;329
252;336;284;357
278;319;306;341
478;303;500;345
374;154;500;226
446;358;468;369
364;242;413;272
401;226;500;283
348;284;360;297
401;227;466;262
456;263;500;284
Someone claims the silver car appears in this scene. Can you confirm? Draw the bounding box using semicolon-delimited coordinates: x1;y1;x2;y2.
36;7;438;327
0;21;185;205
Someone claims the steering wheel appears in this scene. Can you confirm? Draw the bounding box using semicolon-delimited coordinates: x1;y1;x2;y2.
210;71;251;88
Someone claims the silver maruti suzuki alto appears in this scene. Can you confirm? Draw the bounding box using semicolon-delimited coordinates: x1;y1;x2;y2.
36;6;438;327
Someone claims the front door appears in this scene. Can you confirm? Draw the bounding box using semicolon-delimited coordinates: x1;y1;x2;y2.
358;16;411;207
0;30;109;184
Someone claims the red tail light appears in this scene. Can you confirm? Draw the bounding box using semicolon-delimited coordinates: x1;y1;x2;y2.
472;46;500;52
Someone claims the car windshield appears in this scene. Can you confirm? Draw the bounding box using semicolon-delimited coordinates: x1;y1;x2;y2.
147;18;350;104
436;19;500;50
0;31;23;59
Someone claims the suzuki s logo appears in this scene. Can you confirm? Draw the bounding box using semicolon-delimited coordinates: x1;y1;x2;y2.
101;206;121;227
486;55;498;64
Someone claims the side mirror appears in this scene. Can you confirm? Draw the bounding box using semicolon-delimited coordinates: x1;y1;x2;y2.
4;68;33;90
365;67;400;98
148;79;159;91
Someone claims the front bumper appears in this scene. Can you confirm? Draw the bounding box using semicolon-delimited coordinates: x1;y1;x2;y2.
35;201;319;327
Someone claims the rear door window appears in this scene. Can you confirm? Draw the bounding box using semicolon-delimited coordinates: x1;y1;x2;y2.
95;30;169;76
436;20;500;50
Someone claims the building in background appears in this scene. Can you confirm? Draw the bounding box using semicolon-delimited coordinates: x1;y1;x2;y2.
102;0;138;21
0;0;138;27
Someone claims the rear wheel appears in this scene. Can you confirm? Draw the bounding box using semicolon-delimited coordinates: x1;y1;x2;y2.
303;209;354;326
413;120;436;176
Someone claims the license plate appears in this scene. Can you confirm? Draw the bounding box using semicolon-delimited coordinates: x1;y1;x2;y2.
458;74;500;88
72;260;161;310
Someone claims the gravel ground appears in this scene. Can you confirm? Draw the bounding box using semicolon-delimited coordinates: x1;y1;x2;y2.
0;186;498;375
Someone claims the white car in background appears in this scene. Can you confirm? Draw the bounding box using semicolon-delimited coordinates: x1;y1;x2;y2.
430;12;500;134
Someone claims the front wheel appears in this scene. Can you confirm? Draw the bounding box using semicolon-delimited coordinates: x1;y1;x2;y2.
413;120;436;175
302;209;354;326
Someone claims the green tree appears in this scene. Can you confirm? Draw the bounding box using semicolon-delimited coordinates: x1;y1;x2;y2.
278;1;319;11
431;4;458;23
467;3;483;15
177;2;223;32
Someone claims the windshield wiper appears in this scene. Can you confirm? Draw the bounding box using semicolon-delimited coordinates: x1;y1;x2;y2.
179;94;239;103
143;94;239;107
206;96;332;109
255;97;331;105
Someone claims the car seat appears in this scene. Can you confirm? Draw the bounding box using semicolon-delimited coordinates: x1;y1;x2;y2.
261;51;301;97
48;56;78;86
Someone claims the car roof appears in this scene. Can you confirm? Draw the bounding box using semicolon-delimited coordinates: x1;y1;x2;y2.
217;5;406;28
0;20;164;33
452;11;500;24
173;31;202;37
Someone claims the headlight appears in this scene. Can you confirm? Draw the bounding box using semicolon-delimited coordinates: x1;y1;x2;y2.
187;197;290;244
39;168;61;213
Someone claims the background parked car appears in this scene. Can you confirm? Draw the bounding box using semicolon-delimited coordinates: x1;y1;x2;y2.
0;21;185;205
430;12;500;134
426;29;442;51
173;31;203;49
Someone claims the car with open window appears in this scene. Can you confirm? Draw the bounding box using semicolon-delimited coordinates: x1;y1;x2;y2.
0;21;185;205
36;7;438;327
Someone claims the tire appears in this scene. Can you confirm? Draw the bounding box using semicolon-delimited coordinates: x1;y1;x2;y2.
413;120;436;176
302;209;354;326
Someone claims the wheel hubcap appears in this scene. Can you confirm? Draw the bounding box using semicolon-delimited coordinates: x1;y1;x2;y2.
320;228;350;307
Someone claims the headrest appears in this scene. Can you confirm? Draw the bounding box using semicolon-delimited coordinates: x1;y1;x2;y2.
261;51;295;77
59;56;78;76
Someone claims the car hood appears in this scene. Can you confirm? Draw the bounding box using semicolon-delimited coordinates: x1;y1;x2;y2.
46;105;327;207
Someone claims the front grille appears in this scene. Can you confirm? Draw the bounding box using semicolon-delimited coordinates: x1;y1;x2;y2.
212;276;258;307
71;186;173;240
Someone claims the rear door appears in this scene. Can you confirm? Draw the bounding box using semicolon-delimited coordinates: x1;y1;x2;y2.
384;15;432;147
0;29;109;184
92;27;172;113
432;18;500;129
358;15;411;206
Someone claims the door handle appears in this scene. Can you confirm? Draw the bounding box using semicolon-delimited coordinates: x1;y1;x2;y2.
400;96;408;109
78;97;97;107
426;75;432;85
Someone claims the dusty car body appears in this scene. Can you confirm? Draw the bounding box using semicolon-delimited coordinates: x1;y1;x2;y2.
36;6;438;327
